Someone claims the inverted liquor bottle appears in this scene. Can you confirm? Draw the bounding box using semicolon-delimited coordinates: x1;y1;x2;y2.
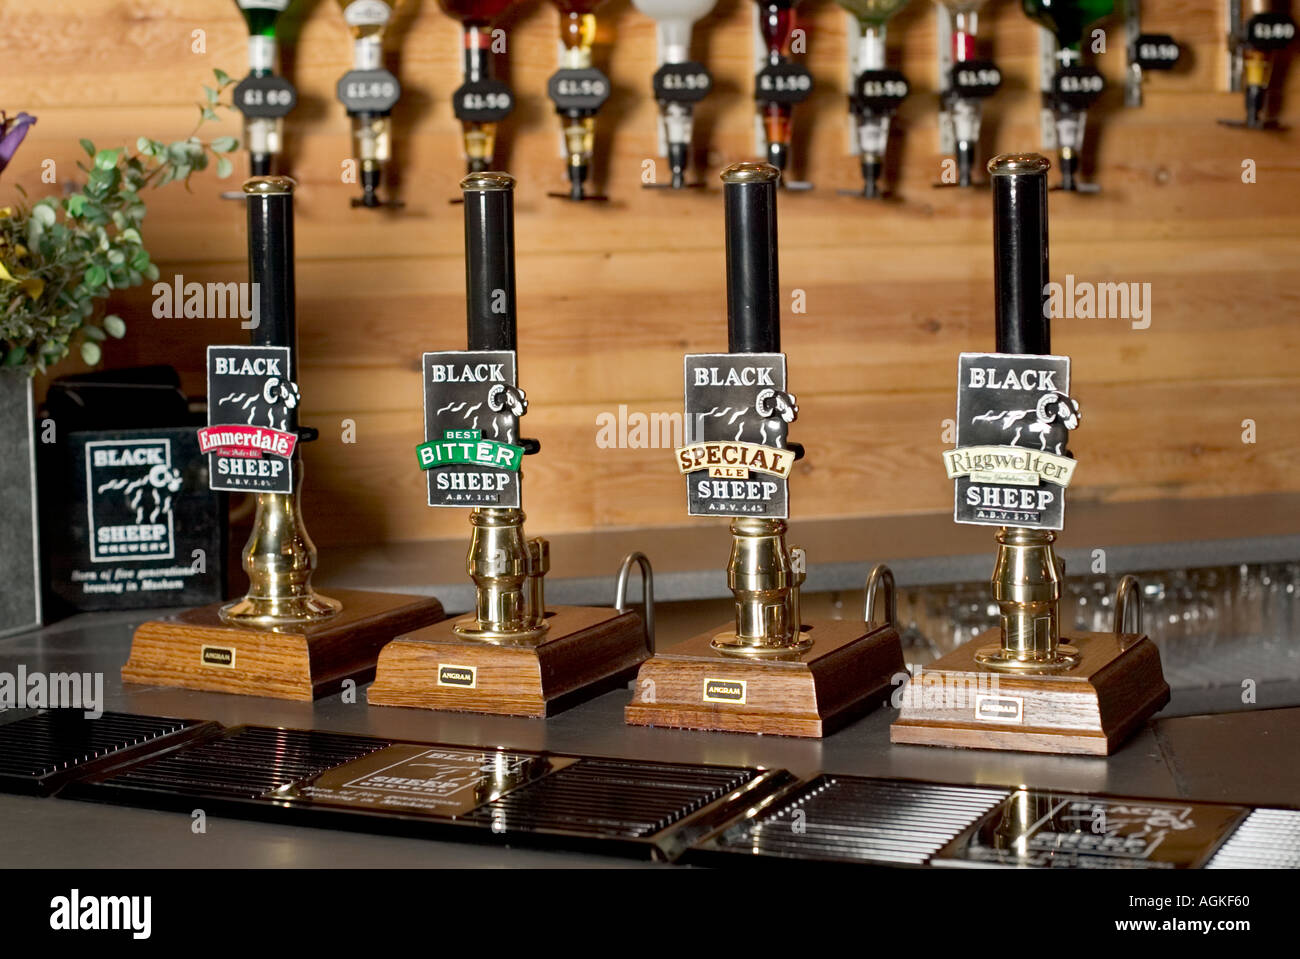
838;0;910;197
233;0;294;178
633;0;717;189
336;0;408;207
548;0;610;200
1224;0;1296;129
936;0;999;188
1023;0;1114;191
1122;0;1182;107
754;0;813;182
439;0;515;173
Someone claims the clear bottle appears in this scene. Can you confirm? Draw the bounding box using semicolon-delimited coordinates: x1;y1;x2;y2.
336;0;410;207
836;0;910;196
632;0;717;188
936;0;989;187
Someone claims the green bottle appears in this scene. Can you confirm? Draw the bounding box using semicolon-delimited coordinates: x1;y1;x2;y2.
236;1;292;71
1023;0;1113;191
234;1;294;175
1021;0;1114;52
837;0;910;29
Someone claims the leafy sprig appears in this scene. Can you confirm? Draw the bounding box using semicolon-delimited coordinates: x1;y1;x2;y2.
1;69;239;374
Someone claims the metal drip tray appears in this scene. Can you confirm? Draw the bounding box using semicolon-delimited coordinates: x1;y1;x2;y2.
0;710;208;796
690;775;1011;866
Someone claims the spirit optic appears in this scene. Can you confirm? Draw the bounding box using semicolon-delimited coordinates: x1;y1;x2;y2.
632;0;717;189
336;0;409;207
1226;0;1297;128
1022;0;1115;191
438;0;515;173
755;0;811;180
233;0;294;177
548;0;611;200
837;0;911;197
936;0;997;187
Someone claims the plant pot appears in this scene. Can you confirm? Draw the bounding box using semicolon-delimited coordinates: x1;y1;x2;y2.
0;371;42;636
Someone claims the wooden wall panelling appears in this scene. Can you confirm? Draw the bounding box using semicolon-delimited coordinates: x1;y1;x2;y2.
1;0;1295;549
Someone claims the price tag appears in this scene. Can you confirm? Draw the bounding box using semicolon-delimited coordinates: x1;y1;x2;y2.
452;79;514;123
854;69;909;113
1131;33;1181;70
653;61;712;103
233;73;297;119
1246;12;1297;51
755;61;814;105
547;67;611;112
336;68;401;115
949;59;1002;98
1053;65;1105;110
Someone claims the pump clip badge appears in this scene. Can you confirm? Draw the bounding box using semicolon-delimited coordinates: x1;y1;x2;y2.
678;353;796;519
199;345;299;495
418;350;526;509
945;352;1079;530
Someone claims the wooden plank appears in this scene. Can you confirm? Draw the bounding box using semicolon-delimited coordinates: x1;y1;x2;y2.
8;1;1298;550
289;378;1300;545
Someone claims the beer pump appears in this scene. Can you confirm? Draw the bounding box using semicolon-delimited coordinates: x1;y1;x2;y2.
626;162;904;737
335;0;408;208
439;0;517;175
124;177;445;700
633;0;717;189
891;154;1170;754
368;173;654;716
1221;0;1296;129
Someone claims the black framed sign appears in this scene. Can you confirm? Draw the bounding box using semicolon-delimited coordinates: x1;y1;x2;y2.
419;350;525;509
946;352;1079;531
199;345;298;495
678;353;796;519
45;428;226;612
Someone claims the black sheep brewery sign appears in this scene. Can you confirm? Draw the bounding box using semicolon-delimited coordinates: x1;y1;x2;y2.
418;351;526;508
199;345;299;494
678;353;798;519
946;352;1080;530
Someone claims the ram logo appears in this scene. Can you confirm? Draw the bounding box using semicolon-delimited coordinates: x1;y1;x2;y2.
697;388;798;449
216;376;300;432
972;391;1080;456
435;383;528;445
86;439;182;563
